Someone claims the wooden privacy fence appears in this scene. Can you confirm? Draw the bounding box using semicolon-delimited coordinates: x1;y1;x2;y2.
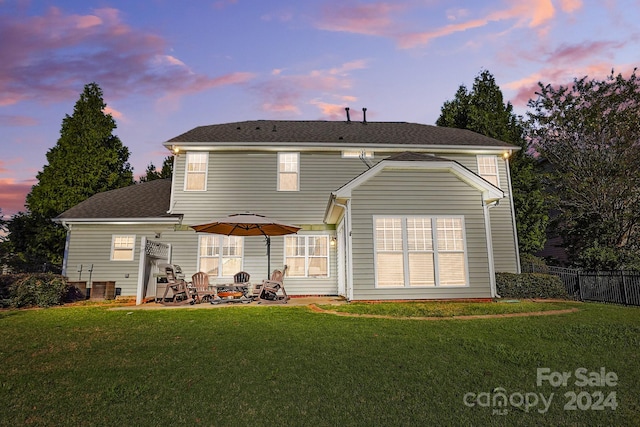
521;263;640;306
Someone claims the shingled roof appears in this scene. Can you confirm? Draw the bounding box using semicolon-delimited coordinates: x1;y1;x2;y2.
56;179;178;221
166;120;515;148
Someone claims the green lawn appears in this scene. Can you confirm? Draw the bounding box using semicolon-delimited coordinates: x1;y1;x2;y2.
1;302;639;426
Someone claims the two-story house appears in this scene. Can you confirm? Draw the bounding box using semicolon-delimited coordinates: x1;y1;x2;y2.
56;118;520;304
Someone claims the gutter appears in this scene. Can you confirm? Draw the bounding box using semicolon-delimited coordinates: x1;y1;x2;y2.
52;217;182;225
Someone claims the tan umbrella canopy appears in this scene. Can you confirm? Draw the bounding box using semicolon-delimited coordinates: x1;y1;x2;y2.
191;213;301;277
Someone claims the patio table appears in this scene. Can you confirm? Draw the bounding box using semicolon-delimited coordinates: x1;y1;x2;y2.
211;283;252;304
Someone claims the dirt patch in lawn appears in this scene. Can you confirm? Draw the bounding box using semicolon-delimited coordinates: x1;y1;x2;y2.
307;304;580;320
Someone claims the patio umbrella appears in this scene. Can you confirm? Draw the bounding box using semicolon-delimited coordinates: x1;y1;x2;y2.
191;213;300;277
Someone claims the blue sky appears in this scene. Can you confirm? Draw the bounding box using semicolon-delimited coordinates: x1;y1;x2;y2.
1;0;639;217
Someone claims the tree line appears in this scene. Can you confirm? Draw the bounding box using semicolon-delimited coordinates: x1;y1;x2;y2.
0;83;172;273
1;70;639;272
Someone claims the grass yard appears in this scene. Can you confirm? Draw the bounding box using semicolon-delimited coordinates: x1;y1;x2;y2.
1;301;639;426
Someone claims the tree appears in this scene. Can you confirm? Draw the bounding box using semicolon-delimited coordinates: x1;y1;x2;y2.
527;69;640;269
437;70;549;255
8;82;134;269
139;155;174;182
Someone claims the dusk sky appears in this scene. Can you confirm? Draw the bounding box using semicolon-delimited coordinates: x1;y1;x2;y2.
1;0;639;218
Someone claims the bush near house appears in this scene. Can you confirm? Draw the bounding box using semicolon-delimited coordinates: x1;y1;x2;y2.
496;272;569;299
0;273;73;308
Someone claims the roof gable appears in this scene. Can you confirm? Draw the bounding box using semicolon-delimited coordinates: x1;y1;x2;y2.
325;152;504;223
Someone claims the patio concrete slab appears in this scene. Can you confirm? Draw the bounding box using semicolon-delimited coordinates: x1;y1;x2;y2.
110;296;347;310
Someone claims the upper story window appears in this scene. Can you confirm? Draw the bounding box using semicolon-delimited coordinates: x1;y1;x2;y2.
185;152;208;191
477;155;499;187
342;150;374;159
111;235;135;261
278;152;299;191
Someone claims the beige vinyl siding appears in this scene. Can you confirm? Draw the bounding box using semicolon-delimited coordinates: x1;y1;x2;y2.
446;154;519;273
349;169;492;300
65;223;173;296
65;223;337;297
171;151;371;225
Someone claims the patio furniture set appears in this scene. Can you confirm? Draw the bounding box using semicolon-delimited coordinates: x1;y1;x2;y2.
157;264;289;305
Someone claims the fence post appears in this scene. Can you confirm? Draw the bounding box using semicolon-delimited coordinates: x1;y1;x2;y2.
621;271;629;306
577;271;584;301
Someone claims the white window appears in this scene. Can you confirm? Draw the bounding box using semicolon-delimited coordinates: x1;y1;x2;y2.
278;152;299;191
375;218;404;286
111;235;135;261
342;150;374;159
477;155;499;187
185;152;208;191
285;235;329;277
198;235;243;277
374;217;467;287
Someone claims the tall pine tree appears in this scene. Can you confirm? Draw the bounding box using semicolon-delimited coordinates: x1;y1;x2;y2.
437;70;549;256
27;82;133;217
10;82;134;268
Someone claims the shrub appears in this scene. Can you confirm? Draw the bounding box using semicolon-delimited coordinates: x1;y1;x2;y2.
9;273;69;308
519;253;548;272
496;272;569;300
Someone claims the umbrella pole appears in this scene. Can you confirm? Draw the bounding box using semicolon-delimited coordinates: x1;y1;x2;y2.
266;236;271;278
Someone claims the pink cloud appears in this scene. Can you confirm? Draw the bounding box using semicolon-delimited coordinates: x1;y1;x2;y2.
316;1;583;50
559;0;583;13
546;40;622;64
251;60;367;116
103;106;124;121
309;101;348;119
0;178;34;217
505;62;626;106
0;115;38;126
315;2;406;36
213;0;238;10
0;6;255;107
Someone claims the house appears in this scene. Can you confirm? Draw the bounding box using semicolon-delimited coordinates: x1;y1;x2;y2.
56;117;521;304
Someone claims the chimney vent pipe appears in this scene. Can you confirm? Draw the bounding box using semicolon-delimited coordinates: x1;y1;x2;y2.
345;107;351;122
362;108;367;124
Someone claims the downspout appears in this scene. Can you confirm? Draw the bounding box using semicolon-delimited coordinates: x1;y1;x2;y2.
333;199;353;301
60;220;71;277
504;156;521;273
484;201;498;298
167;152;178;215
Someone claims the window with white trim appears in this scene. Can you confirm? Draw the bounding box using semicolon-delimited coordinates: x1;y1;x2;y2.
374;217;467;287
185;152;208;191
278;152;299;191
111;235;135;261
285;235;329;277
477;155;499;187
198;235;243;277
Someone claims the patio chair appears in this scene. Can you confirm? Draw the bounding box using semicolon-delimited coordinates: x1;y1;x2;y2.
257;265;289;303
234;271;250;286
160;264;192;305
189;272;214;304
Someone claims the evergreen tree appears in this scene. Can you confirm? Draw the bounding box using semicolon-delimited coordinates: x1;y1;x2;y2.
437;70;549;255
27;82;133;217
9;82;134;268
139;156;174;182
